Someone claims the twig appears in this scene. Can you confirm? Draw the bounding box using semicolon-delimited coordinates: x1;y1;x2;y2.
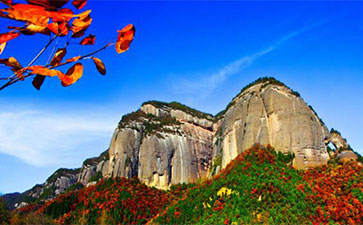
48;43;112;69
0;43;113;91
0;34;59;91
46;38;59;65
7;34;59;80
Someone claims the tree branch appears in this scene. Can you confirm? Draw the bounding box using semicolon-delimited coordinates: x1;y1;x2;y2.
0;43;113;91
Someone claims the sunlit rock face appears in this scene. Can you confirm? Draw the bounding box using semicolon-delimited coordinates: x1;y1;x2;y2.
77;151;109;186
107;102;214;189
14;78;353;206
106;79;336;188
215;81;330;170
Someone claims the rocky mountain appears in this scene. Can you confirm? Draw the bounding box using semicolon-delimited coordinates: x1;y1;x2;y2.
6;77;357;208
107;101;215;189
213;78;330;170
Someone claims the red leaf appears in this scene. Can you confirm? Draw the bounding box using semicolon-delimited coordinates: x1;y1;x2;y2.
58;63;83;86
32;75;45;90
0;0;12;6
28;65;62;77
51;8;74;22
91;57;105;75
71;13;92;38
0;32;20;44
80;34;95;45
3;4;50;27
26;0;68;10
50;48;66;66
72;0;86;9
115;24;135;54
47;22;69;36
0;57;22;70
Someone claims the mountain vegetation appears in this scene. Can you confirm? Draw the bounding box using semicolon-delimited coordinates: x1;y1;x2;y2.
5;144;363;224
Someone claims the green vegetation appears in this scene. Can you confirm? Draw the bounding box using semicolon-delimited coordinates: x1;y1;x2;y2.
209;154;222;176
39;186;56;200
82;149;109;167
89;171;103;183
143;115;182;136
40;177;176;225
11;144;363;225
0;197;10;224
124;156;132;168
10;212;55;225
46;168;80;185
118;110;147;128
142;101;214;121
65;183;84;193
155;145;309;224
155;145;363;225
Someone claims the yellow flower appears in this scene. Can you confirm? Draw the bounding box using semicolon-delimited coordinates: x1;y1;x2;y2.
202;202;211;208
217;187;232;197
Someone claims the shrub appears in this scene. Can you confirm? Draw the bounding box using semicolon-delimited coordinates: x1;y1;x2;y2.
0;197;10;224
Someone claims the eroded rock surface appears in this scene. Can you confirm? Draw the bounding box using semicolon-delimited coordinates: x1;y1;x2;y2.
215;79;330;170
10;77;354;208
107;102;214;189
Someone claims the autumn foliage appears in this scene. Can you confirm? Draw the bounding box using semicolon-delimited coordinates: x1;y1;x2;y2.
36;177;177;224
0;0;135;90
10;145;363;224
154;145;363;224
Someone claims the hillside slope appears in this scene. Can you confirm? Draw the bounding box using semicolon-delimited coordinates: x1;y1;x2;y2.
153;144;363;224
12;145;363;225
5;77;356;209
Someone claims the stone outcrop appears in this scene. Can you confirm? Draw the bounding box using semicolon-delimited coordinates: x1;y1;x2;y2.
15;151;110;208
214;78;330;170
107;101;214;189
324;129;350;151
25;168;80;201
77;150;109;185
337;150;358;162
9;77;354;208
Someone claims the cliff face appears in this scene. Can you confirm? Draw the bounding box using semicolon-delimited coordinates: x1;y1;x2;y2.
107;102;214;189
215;79;330;170
25;168;80;202
9;77;353;208
77;150;109;185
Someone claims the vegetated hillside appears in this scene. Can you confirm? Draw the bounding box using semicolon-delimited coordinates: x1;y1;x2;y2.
6;77;348;210
9;145;363;225
30;178;188;224
153;145;363;225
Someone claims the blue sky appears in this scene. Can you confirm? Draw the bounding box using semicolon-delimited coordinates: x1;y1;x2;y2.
0;1;362;193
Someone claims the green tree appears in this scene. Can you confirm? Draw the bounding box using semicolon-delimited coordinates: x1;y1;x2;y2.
0;197;10;224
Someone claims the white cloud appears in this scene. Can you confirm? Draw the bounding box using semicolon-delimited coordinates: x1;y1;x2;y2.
172;22;326;97
0;103;119;167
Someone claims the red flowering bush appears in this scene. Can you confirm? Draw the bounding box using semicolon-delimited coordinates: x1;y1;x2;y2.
38;177;174;224
301;161;363;224
11;144;363;224
154;144;363;224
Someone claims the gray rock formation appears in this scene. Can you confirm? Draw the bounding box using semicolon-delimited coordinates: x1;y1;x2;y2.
77;150;109;185
214;78;330;170
25;168;80;201
324;129;350;151
18;150;110;206
10;77;354;207
337;150;358;162
107;101;214;189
